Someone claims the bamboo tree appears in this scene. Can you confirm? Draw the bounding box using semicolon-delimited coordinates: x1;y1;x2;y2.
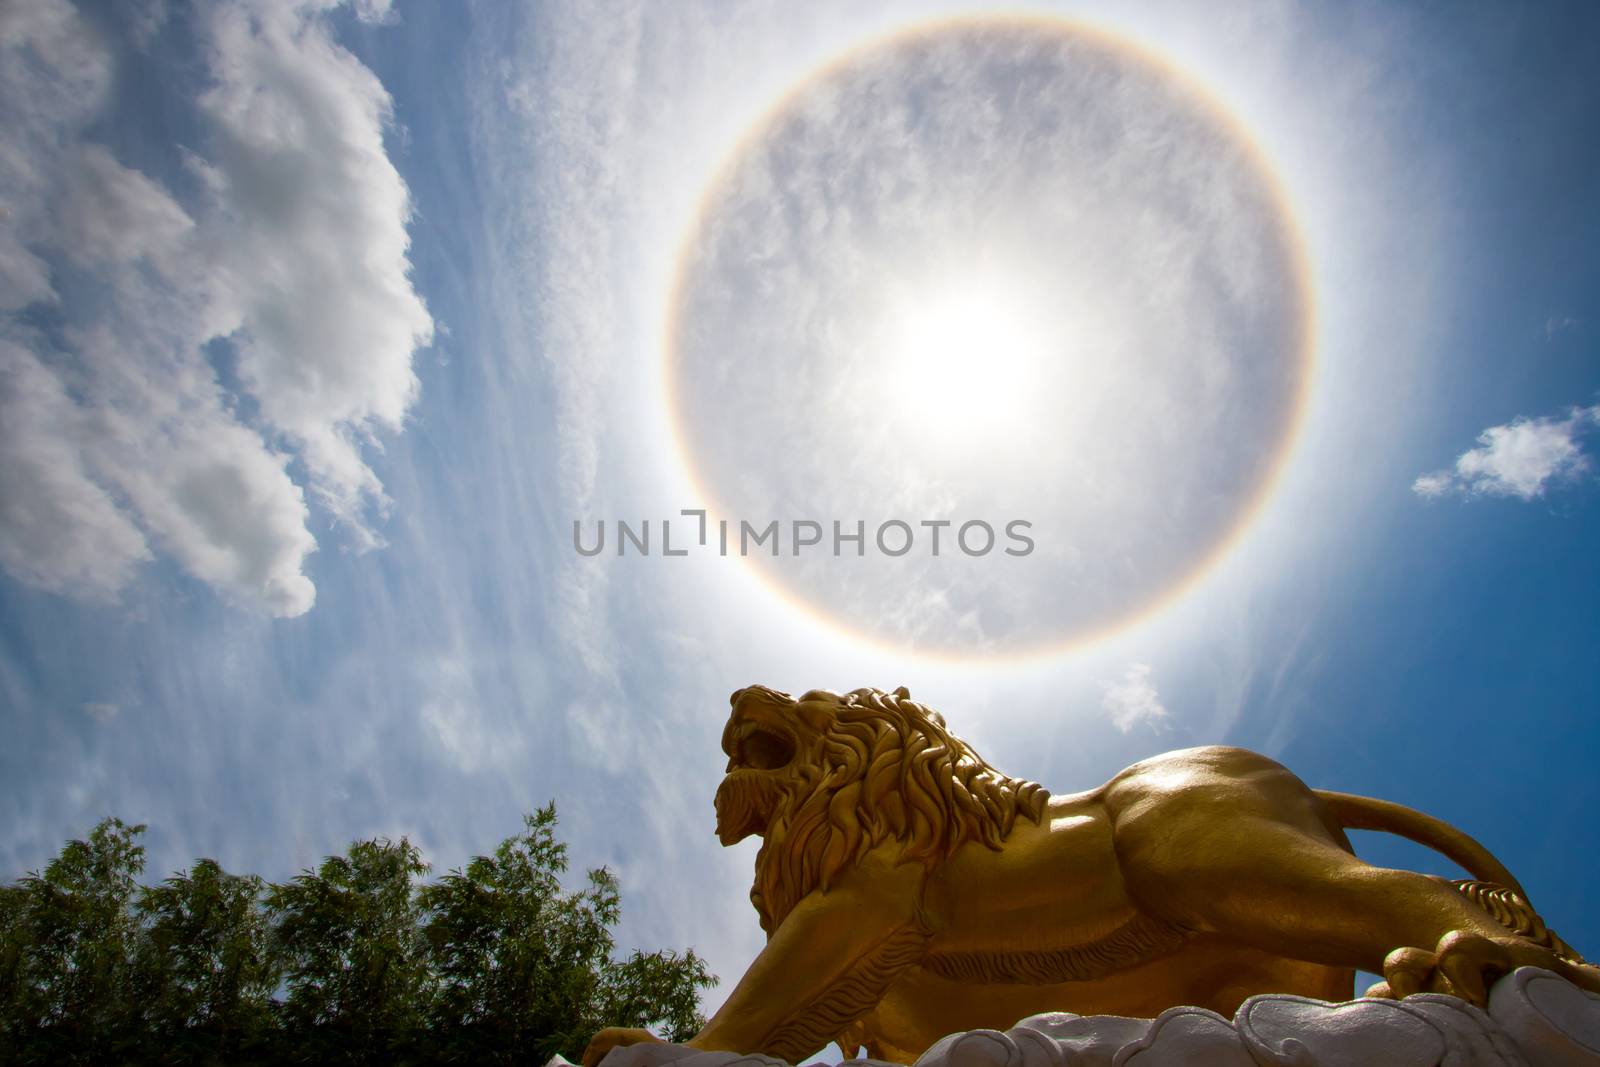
0;808;716;1065
0;818;146;1065
135;859;276;1063
267;837;432;1064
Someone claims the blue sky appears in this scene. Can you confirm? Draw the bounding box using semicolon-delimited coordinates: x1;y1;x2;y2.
2;0;1597;1034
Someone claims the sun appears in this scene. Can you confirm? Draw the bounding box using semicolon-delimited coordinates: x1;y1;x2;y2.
880;280;1048;445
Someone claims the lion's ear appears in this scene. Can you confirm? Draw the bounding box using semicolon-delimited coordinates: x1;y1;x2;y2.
893;686;911;700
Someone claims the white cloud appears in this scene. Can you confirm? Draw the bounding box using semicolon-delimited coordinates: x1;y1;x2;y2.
122;0;170;49
79;701;120;722
196;0;433;544
0;0;431;615
423;698;508;774
418;656;528;774
1412;405;1599;501
0;340;152;599
1545;315;1578;341
0;231;55;311
1409;471;1452;498
475;5;663;710
349;0;396;26
0;0;114;309
51;145;194;266
1101;662;1169;733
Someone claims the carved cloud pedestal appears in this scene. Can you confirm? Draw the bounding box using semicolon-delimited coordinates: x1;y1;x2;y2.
577;967;1600;1067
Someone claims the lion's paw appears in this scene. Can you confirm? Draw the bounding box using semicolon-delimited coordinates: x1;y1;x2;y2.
582;1026;663;1067
1365;930;1574;1007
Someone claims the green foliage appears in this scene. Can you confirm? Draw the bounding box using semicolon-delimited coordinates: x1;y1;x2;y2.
269;837;432;1063
0;808;716;1066
136;859;276;1063
598;948;714;1045
0;817;147;1065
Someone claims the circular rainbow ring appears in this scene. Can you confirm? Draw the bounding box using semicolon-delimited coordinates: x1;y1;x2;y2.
660;15;1319;663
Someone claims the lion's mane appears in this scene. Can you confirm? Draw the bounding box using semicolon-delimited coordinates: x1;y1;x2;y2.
749;687;1049;933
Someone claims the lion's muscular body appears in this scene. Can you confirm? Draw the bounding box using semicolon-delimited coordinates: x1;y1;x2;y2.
860;749;1358;1060
583;687;1599;1067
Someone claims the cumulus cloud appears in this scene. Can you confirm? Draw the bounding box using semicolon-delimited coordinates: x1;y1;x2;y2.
0;341;152;598
0;224;55;311
0;0;113;309
1101;662;1169;733
0;0;431;615
1412;404;1599;501
197;0;433;543
51;144;195;265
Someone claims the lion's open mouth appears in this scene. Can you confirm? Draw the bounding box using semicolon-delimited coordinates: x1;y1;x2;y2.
727;720;795;771
714;769;785;845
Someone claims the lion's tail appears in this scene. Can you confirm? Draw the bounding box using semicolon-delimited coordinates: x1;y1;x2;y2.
1315;790;1589;967
1313;790;1526;898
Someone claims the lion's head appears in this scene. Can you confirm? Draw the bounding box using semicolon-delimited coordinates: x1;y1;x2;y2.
715;685;1049;933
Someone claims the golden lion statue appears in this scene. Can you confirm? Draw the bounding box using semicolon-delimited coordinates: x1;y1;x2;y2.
585;685;1597;1066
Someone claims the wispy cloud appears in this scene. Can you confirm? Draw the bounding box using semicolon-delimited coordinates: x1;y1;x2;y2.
0;0;430;616
1545;315;1579;341
1101;663;1169;733
1412;404;1599;501
475;5;656;697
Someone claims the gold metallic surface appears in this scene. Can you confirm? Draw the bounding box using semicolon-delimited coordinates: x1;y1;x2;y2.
584;687;1598;1066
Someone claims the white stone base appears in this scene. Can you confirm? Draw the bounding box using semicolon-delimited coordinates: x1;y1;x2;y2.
573;967;1600;1067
